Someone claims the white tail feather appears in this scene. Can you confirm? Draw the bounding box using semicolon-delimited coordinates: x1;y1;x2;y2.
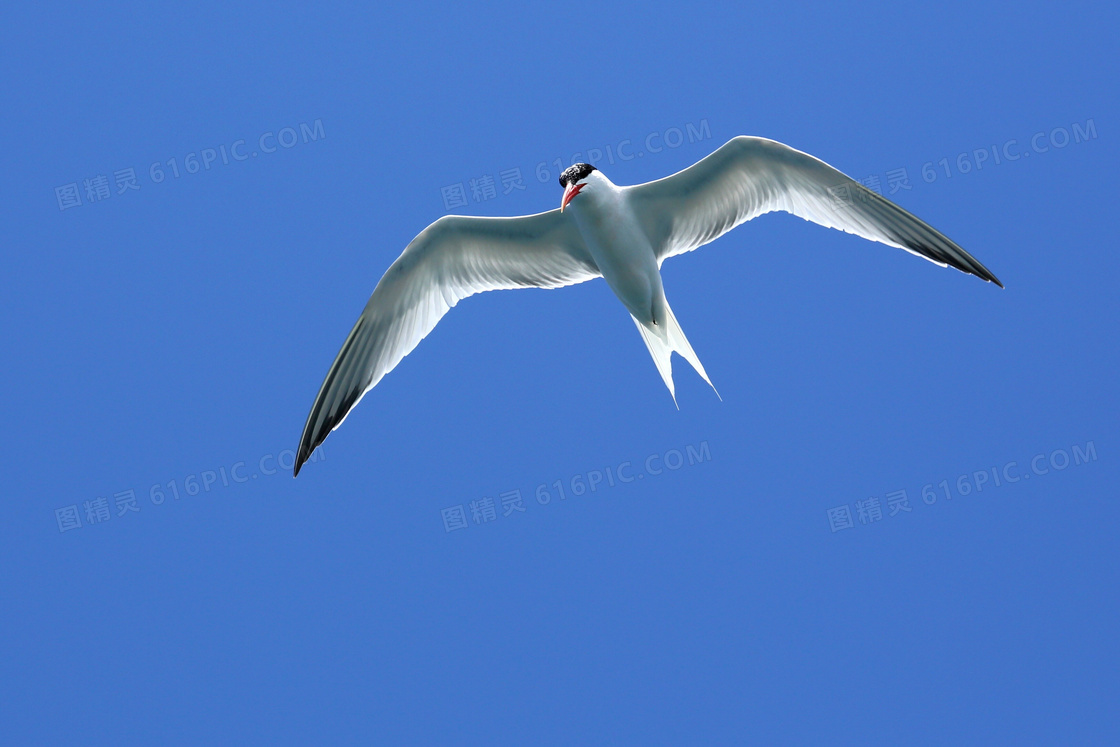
631;299;720;405
633;316;678;408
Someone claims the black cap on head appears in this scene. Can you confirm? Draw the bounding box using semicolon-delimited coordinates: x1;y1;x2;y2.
559;163;597;188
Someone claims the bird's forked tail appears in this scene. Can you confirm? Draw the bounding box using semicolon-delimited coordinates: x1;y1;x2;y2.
631;298;720;408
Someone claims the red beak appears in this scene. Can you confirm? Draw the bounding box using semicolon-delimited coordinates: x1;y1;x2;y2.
561;181;585;212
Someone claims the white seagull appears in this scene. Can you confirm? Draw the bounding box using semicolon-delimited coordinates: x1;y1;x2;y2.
293;136;1001;475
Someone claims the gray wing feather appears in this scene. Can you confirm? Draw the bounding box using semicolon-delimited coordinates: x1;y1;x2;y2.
294;210;598;475
627;136;1002;285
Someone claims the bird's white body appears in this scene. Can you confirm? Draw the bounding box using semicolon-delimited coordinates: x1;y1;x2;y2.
568;171;659;322
566;169;716;403
293;136;1002;475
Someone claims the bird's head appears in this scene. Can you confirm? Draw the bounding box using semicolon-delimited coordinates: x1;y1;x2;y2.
559;163;598;212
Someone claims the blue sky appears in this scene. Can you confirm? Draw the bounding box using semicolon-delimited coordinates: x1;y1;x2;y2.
2;2;1117;743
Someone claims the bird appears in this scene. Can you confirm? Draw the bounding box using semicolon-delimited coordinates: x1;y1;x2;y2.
293;136;1001;476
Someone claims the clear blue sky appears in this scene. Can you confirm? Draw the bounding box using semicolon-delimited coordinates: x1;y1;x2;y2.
2;2;1117;743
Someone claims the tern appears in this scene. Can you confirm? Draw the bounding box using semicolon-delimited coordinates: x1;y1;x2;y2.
293;136;1001;475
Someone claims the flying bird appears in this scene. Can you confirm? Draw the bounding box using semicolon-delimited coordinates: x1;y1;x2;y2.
293;136;1001;475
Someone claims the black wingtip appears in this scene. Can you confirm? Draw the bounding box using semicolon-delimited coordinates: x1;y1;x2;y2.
977;268;1004;288
963;258;1002;288
293;451;304;478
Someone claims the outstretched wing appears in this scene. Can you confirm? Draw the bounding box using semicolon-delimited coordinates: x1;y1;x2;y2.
294;210;599;475
626;136;1002;285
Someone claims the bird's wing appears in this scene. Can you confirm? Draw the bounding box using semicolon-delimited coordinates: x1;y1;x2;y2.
294;210;598;475
626;136;1002;285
